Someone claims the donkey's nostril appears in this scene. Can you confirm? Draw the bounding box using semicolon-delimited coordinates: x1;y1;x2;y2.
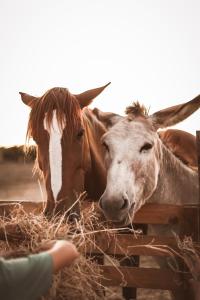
121;197;129;210
130;202;135;210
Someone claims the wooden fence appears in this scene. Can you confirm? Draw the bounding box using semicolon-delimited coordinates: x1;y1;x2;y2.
93;204;199;300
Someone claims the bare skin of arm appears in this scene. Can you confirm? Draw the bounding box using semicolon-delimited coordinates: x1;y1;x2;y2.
45;240;79;272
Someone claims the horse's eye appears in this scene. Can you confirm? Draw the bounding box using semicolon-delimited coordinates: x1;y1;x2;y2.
140;143;153;153
102;141;109;152
77;129;84;139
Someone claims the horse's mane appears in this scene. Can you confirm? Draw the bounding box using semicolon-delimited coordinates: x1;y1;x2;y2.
161;139;198;177
83;108;105;132
26;87;82;142
125;101;149;117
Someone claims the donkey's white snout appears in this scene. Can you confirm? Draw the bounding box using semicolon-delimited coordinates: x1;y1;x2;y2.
99;191;131;221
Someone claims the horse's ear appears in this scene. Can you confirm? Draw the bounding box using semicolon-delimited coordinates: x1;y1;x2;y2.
151;94;200;129
93;108;122;128
74;82;111;108
19;92;38;108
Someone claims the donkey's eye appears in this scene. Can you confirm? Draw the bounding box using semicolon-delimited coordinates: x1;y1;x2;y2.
102;141;109;152
140;143;153;153
77;129;84;139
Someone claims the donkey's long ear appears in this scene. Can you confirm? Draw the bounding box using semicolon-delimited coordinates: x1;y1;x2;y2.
151;94;200;129
74;82;111;108
19;92;38;108
93;108;122;128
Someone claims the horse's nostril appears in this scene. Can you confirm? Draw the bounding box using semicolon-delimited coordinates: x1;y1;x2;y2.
121;197;129;210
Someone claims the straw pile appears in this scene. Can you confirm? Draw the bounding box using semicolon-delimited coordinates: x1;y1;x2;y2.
0;202;125;300
4;201;199;299
177;236;200;293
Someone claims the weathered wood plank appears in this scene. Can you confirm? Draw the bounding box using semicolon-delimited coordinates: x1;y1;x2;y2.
84;234;178;257
0;201;199;229
0;201;184;224
100;265;181;290
0;222;178;257
134;203;183;224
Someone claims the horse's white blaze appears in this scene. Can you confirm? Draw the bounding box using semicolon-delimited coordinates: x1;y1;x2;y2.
44;111;65;200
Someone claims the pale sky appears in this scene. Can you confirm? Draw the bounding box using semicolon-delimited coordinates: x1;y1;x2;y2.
1;0;200;146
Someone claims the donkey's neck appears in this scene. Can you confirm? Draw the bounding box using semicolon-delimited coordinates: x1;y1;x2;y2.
149;143;199;205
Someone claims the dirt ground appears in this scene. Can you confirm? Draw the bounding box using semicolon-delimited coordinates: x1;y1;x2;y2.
0;162;45;201
0;161;171;300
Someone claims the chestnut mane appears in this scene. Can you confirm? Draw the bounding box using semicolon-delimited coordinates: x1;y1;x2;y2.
26;87;82;142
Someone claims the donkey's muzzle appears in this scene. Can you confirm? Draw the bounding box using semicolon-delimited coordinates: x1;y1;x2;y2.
99;193;131;222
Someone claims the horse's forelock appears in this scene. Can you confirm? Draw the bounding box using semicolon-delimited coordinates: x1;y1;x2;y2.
26;87;82;142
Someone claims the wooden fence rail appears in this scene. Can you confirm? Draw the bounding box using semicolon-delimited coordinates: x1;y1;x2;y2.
101;266;181;291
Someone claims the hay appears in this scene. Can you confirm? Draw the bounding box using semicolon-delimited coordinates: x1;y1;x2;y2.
0;202;136;300
2;202;200;298
175;236;200;281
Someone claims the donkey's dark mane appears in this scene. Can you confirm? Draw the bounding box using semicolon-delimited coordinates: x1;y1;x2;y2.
26;87;82;142
125;101;149;117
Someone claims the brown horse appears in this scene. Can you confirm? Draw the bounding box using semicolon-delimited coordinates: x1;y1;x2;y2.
93;95;200;225
159;129;197;170
20;83;110;216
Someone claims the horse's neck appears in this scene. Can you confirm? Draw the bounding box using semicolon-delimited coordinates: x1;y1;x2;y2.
149;143;199;205
83;109;107;200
